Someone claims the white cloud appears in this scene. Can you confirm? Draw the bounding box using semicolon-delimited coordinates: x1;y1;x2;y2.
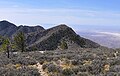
91;34;106;37
0;7;120;26
99;32;120;38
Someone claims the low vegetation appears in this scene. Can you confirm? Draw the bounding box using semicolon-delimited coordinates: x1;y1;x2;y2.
0;47;120;76
60;40;68;50
0;23;119;76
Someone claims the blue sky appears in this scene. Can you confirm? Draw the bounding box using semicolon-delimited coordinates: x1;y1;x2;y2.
0;0;120;31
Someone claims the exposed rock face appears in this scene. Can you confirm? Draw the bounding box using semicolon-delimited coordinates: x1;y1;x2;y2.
0;20;100;51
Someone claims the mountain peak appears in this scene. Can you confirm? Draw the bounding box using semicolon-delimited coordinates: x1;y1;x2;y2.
0;20;16;27
55;24;70;29
0;20;45;37
47;24;71;32
0;20;17;37
27;24;100;51
0;20;17;28
0;20;9;23
58;24;68;27
0;20;14;24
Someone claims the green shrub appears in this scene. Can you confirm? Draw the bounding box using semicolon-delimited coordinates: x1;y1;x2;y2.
77;72;89;76
71;60;79;65
71;67;80;75
62;68;74;76
60;41;68;50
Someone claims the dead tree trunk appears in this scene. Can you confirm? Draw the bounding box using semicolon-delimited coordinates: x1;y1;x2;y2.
6;45;10;58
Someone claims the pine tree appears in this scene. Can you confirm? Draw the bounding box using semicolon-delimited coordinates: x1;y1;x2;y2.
1;38;11;58
14;32;26;52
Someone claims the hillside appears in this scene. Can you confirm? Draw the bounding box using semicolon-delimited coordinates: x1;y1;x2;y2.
0;20;45;37
27;24;100;51
0;20;100;51
0;20;17;37
0;48;120;76
0;20;119;76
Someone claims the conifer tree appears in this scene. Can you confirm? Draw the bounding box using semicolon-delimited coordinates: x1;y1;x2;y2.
1;38;11;58
14;32;26;52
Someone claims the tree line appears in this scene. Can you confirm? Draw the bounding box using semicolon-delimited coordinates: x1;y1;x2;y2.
0;32;26;58
0;31;69;58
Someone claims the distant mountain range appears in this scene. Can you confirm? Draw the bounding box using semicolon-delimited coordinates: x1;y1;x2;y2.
0;20;100;51
79;31;120;48
0;20;45;37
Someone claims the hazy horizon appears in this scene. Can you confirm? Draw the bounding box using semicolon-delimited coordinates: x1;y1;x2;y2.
0;0;120;33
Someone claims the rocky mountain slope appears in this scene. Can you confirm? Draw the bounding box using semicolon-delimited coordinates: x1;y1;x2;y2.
0;20;100;51
16;25;45;34
0;20;45;37
27;25;100;51
0;20;17;37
